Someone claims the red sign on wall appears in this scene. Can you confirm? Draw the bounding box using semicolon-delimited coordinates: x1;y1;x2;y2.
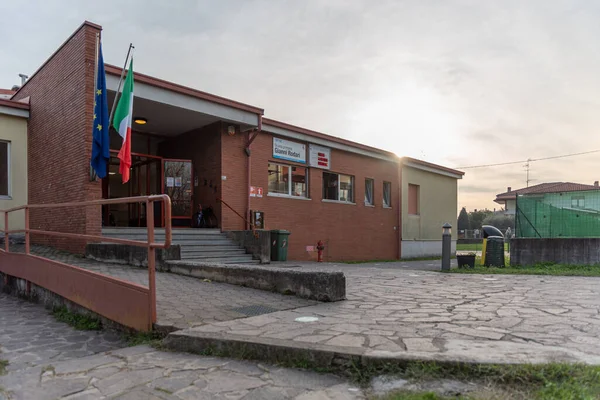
250;186;263;198
309;144;331;170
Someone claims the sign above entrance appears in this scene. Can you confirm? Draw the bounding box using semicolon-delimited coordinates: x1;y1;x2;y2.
308;144;331;170
273;138;306;164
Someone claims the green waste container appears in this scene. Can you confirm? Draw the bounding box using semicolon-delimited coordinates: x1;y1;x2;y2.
271;230;291;261
484;236;505;267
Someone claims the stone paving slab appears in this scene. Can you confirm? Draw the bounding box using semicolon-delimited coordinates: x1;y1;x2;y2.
13;246;317;330
165;268;600;365
0;294;125;373
0;293;365;399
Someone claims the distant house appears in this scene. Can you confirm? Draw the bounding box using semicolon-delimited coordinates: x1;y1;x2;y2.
494;182;600;215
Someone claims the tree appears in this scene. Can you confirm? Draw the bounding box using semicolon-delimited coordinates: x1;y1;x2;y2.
457;207;469;231
482;214;515;232
469;209;494;230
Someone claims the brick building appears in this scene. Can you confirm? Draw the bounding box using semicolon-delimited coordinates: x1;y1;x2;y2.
8;21;463;261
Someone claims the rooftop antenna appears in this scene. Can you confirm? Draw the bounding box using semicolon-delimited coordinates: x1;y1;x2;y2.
18;73;28;86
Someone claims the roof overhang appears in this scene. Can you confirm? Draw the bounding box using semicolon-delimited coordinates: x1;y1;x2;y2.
402;157;464;179
105;66;262;134
262;119;397;162
0;99;29;118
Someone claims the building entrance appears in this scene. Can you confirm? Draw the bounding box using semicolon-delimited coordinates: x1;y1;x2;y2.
102;152;193;228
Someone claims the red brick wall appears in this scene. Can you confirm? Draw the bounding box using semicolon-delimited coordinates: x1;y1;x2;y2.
158;122;222;224
220;125;248;231
12;23;101;253
221;131;400;261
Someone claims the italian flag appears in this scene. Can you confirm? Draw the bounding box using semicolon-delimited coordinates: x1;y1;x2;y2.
113;59;134;183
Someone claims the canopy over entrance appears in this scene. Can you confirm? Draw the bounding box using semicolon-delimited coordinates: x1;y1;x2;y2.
101;65;264;228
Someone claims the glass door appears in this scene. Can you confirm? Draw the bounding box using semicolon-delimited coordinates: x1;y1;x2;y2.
162;159;193;227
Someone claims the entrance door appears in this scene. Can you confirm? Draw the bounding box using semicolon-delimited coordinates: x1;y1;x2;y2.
162;159;193;227
103;152;162;227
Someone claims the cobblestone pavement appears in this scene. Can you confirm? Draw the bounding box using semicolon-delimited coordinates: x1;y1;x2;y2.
0;293;364;399
175;266;600;364
18;246;316;330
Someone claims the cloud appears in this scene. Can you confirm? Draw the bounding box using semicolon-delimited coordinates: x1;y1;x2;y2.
2;0;600;211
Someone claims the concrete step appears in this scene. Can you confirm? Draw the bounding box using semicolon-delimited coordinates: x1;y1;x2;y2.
180;250;247;258
100;228;256;265
188;256;256;263
180;259;260;265
103;237;233;245
181;245;243;252
102;228;221;235
181;253;250;260
102;233;226;239
222;259;261;264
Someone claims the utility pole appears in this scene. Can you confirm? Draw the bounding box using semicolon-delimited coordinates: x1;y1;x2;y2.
524;158;532;187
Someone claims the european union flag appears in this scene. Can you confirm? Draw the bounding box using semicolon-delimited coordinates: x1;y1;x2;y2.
91;43;110;178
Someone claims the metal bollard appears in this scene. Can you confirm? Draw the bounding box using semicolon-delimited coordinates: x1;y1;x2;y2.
441;223;452;271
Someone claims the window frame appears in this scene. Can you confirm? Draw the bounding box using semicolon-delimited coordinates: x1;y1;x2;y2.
364;178;374;206
383;181;392;208
267;161;309;199
571;195;585;209
408;183;420;215
0;140;11;199
322;171;355;204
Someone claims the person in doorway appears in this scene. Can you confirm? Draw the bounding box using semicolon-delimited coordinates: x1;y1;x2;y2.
192;204;203;228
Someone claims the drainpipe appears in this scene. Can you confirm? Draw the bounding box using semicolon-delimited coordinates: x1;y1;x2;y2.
397;161;402;260
246;115;262;230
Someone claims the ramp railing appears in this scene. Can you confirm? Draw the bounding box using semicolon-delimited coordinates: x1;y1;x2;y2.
0;195;172;331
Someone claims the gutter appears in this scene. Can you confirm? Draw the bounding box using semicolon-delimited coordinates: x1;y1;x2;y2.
246;115;262;229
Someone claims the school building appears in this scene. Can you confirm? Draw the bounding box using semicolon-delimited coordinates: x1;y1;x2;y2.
4;21;463;261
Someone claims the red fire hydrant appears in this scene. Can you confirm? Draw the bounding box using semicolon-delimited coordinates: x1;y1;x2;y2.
316;240;325;262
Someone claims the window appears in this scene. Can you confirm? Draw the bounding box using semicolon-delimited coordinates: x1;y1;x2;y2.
0;141;9;197
323;172;354;202
408;184;419;215
571;196;585;209
383;181;392;208
267;163;308;197
365;178;374;206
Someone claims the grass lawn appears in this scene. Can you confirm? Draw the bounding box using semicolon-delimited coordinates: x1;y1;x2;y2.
369;362;600;400
456;243;508;252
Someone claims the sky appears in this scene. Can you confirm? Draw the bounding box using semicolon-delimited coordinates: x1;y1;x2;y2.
2;0;600;212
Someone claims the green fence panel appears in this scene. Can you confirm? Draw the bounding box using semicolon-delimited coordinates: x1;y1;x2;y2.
516;190;600;238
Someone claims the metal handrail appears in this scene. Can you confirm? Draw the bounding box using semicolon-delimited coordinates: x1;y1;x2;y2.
0;194;173;325
216;197;257;230
1;195;172;249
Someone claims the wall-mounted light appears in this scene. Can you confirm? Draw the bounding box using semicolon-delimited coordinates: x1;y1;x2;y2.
134;117;147;125
109;172;116;175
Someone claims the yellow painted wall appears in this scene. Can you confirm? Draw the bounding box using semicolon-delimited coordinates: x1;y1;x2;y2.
402;165;458;240
0;114;28;231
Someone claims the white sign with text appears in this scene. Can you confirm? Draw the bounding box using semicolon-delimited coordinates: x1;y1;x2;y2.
273;138;306;163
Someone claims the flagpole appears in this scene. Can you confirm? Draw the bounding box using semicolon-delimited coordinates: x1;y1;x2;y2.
109;43;134;125
90;33;101;182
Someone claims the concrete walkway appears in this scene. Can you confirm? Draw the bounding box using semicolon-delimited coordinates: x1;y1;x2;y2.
167;264;600;365
0;293;364;399
10;246;600;366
